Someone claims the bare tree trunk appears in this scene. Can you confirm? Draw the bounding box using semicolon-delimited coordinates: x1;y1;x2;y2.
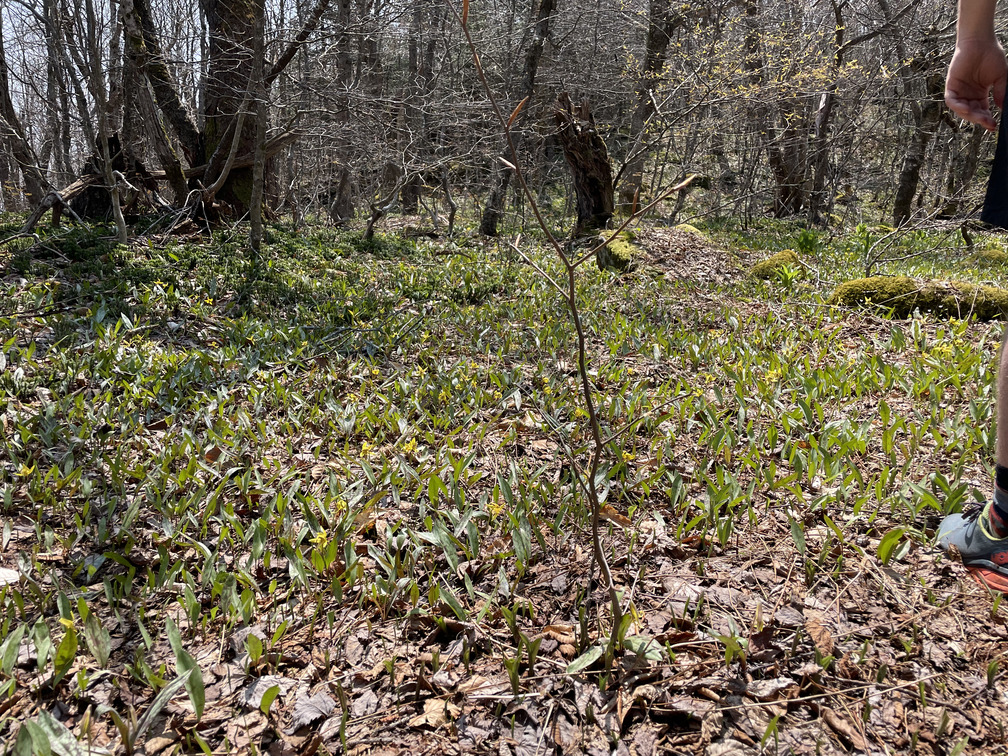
939;123;983;217
85;0;128;242
108;0;124;132
335;0;354;86
743;0;808;217
617;0;684;211
43;0;73;184
769;100;809;217
480;0;555;237
555;93;614;236
355;0;383;93
325;165;355;224
0;24;47;205
0;141;19;211
893;66;944;226
43;0;60;177
250;0;267;254
401;4;423;214
126;24;188;205
806;0;843;225
137;75;189;204
120;0;201;157
53;6;98;150
399;0;445;216
441;167;456;235
57;65;73;179
200;0;261;212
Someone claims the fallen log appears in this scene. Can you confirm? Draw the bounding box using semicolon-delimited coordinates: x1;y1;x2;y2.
20;180;92;233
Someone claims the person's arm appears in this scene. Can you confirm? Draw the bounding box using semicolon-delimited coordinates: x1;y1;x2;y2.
946;0;1007;131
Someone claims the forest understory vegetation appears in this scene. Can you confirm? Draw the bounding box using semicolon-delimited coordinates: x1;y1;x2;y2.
2;205;1008;754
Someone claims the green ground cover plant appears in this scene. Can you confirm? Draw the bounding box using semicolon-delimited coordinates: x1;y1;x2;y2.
1;216;1007;754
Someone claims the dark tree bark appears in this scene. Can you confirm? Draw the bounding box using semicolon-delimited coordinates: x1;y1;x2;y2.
617;0;686;211
55;36;74;181
0;141;18;211
115;0;333;218
767;100;809;217
88;0;128;240
52;5;98;150
806;0;844;225
41;0;61;179
0;24;48;204
324;165;355;224
480;0;555;236
401;4;424;214
250;0;267;253
333;0;354;87
107;0;124;134
355;0;384;93
199;0;263;212
554;93;614;236
939;123;983;218
742;0;807;218
117;0;190;204
121;0;202;158
892;38;945;226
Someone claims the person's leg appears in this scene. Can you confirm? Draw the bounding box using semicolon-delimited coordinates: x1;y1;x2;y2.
990;325;1008;536
938;324;1008;591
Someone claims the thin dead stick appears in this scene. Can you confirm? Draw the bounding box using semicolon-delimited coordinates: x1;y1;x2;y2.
505;240;564;294
448;0;625;661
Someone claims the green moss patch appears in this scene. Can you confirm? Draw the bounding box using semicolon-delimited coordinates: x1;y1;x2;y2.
975;246;1008;266
674;223;703;236
751;249;801;279
595;230;639;272
829;276;1008;320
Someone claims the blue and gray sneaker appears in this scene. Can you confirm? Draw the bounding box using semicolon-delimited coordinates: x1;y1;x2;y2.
937;504;1008;592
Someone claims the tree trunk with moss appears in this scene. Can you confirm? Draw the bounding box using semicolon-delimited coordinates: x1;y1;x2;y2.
555;93;613;237
201;0;263;214
121;0;191;203
480;0;555;236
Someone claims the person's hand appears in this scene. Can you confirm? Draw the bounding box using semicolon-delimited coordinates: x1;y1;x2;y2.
946;38;1008;132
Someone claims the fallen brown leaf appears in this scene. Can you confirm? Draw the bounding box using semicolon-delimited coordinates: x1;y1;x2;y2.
822;707;867;750
408;697;461;729
803;610;834;657
600;504;632;528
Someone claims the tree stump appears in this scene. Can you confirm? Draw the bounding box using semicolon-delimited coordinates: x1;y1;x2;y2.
554;93;614;237
70;133;160;221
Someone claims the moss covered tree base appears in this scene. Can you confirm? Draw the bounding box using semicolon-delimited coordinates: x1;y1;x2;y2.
594;230;639;272
830;276;1008;320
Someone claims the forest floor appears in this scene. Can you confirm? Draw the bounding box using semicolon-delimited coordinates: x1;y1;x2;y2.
1;213;1008;755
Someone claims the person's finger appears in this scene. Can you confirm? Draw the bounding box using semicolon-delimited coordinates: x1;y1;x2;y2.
946;89;998;131
994;78;1007;110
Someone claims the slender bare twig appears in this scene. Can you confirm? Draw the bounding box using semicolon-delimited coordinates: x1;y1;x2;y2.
447;0;625;662
505;241;564;294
